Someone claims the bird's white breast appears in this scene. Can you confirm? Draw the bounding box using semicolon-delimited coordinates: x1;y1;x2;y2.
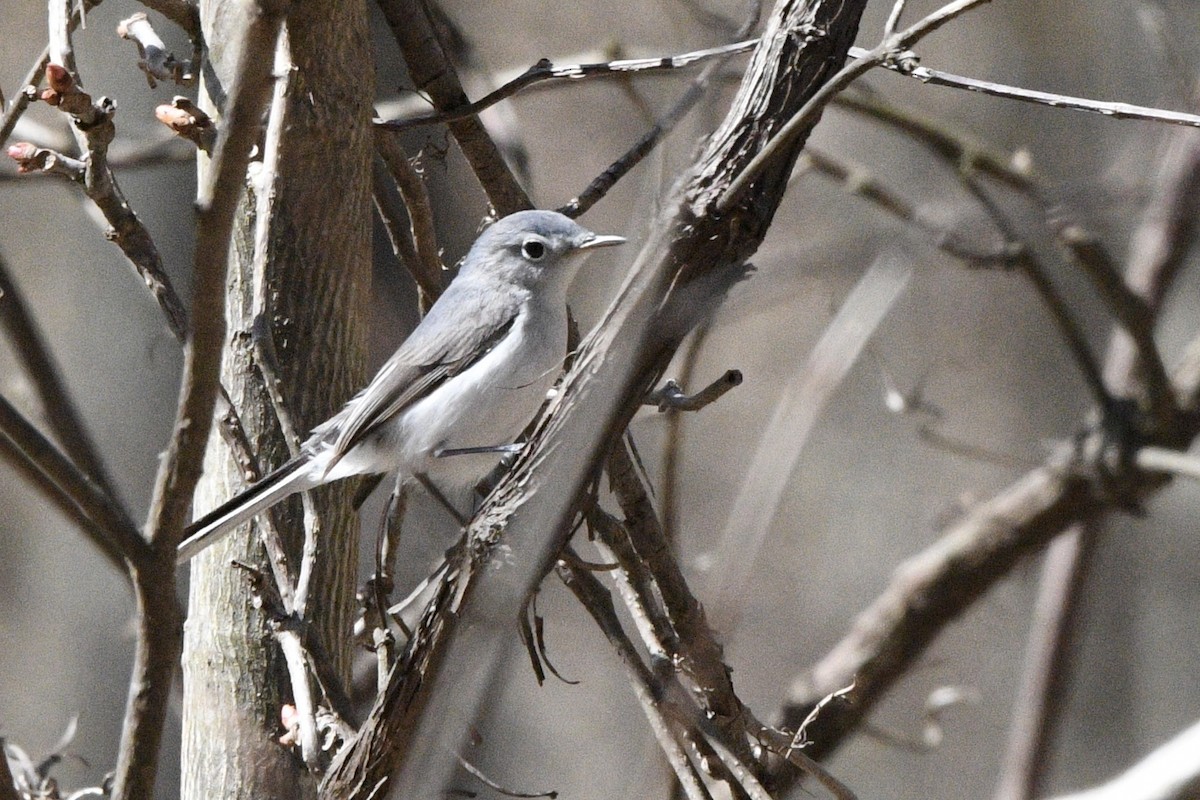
338;301;566;490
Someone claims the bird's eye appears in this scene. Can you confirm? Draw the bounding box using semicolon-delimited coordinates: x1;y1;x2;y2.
522;239;546;261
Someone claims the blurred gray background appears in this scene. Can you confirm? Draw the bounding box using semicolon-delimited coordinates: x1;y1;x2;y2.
2;0;1198;797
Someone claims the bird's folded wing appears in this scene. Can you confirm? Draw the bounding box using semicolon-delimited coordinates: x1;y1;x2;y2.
320;310;518;474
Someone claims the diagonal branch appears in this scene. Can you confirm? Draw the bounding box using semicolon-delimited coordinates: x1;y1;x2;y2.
774;456;1096;763
0;249;119;501
850;47;1200;130
0;394;148;575
376;38;759;132
373;129;445;308
717;0;995;210
771;336;1200;783
375;0;530;214
556;556;714;800
0;46;51;148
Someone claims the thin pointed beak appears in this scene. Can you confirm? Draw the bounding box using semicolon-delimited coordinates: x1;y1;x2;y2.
577;233;626;250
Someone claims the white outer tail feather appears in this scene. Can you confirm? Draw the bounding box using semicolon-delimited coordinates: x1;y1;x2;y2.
176;459;315;564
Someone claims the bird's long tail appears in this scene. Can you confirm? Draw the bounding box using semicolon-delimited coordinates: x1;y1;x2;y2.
177;457;315;564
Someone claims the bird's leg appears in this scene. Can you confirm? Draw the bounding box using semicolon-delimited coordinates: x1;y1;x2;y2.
412;471;468;528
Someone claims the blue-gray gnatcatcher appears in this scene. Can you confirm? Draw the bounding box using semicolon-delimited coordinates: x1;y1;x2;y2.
177;210;625;562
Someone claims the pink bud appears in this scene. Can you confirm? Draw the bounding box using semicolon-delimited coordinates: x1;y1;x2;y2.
45;63;74;93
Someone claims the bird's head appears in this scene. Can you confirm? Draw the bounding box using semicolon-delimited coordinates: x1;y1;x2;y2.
461;210;625;293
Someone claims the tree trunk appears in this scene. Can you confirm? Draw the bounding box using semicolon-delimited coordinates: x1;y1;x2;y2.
181;2;373;798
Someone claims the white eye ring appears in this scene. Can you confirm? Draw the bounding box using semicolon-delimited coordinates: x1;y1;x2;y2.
522;239;547;261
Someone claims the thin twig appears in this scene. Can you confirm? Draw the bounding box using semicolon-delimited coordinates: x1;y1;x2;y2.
882;0;907;38
589;513;674;667
559;11;762;218
1135;446;1200;482
558;77;708;218
278;632;321;769
556;556;714;800
645;370;742;411
1051;222;1176;431
960;175;1112;411
246;31;308;615
0;249;118;499
452;752;558;799
0;46;51;148
797;148;1019;265
48;0;78;83
376;39;758;132
373;129;444;308
718;0;995;210
662;323;711;545
371;154;425;299
0;393;148;570
605;443;761;773
991;526;1093;800
849;46;1200;130
31;65;189;339
376;0;530;213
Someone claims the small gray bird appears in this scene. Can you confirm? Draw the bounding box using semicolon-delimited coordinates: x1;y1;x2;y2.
178;210;625;562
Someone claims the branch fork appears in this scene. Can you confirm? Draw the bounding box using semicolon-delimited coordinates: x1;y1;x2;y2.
117;13;195;88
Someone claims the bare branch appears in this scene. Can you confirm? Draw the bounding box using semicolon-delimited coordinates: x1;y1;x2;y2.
1135;446;1200;482
1043;719;1200;800
29;64;189;340
718;0;996;210
557;72;707;218
645;369;743;412
376;0;530;213
775;457;1096;763
373;129;445;308
797;148;1019;266
0;249;120;511
559;8;763;218
0;46;51;148
117;13;195;88
1049;221;1175;432
376;38;759;132
48;0;79;82
0;398;145;578
850;46;1200;130
881;0;907;38
557;556;714;800
991;526;1094;800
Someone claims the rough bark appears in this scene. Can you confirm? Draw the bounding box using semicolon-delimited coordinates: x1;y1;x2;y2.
181;2;373;799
